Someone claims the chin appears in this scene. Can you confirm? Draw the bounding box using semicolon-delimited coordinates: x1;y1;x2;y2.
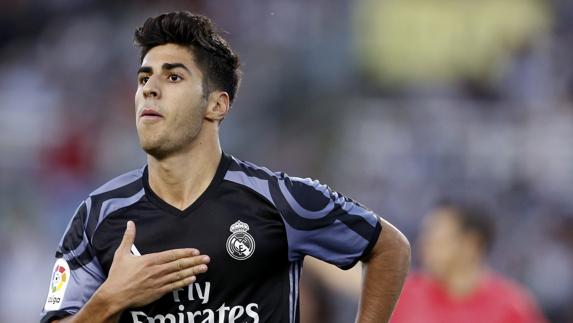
139;137;170;159
142;145;172;160
139;129;199;159
140;137;189;160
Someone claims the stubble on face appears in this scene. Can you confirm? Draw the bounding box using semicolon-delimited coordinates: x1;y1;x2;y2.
140;99;207;159
135;44;209;160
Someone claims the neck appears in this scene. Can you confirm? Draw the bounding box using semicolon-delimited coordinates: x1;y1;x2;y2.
147;126;222;211
442;259;485;297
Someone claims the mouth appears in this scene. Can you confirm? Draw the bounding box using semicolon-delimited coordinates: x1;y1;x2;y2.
140;107;163;119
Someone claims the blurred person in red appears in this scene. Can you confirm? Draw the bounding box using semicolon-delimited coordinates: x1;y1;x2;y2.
391;201;547;323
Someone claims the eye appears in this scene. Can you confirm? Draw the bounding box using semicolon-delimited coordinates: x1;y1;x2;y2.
139;76;149;85
168;74;182;82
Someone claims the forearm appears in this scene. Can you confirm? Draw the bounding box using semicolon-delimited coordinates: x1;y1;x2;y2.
356;220;411;323
54;287;124;323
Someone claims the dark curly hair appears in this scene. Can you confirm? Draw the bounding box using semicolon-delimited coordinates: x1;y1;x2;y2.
134;11;241;104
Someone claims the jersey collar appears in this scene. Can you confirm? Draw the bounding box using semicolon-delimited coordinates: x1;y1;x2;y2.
142;152;232;216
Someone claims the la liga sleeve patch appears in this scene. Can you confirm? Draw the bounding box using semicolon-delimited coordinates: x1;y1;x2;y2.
44;258;70;311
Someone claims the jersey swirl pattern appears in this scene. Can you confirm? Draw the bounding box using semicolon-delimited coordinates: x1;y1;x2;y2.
41;153;381;323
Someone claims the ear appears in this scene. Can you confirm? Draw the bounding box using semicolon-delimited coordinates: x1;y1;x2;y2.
205;91;230;124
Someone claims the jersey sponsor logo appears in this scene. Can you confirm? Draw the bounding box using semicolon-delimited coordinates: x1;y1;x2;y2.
130;303;259;323
226;220;255;260
44;258;70;311
131;281;260;322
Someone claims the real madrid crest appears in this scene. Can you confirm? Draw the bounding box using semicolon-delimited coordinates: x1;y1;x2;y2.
226;220;256;260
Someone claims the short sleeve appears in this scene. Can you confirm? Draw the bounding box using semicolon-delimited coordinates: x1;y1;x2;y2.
271;175;382;269
40;200;106;323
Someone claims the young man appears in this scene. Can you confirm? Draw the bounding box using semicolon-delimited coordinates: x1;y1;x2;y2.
391;201;547;323
41;11;410;323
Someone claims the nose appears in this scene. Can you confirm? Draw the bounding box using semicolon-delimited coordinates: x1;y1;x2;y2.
142;76;160;98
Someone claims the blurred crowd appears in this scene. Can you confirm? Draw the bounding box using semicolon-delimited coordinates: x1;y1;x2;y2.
1;0;572;322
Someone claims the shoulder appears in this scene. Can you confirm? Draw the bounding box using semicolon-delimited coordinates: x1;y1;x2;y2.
484;272;541;310
88;167;145;198
57;168;146;254
73;167;145;231
394;271;446;305
226;155;330;193
224;155;333;206
225;154;379;225
226;155;284;181
392;272;438;315
485;272;530;297
223;155;285;207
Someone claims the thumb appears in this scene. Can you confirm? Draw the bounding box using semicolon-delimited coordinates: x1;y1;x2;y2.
117;220;136;254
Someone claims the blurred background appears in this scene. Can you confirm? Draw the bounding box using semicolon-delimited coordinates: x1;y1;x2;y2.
1;0;572;322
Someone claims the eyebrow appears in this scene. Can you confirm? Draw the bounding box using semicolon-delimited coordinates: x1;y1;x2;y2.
137;63;191;75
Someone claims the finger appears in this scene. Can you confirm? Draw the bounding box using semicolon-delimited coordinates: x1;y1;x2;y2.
156;255;210;275
159;276;196;294
116;221;136;254
148;248;201;264
160;264;208;285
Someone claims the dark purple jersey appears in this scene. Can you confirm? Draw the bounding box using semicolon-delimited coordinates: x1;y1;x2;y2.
41;153;381;323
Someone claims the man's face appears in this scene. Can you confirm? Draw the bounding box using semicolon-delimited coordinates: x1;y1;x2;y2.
135;43;208;158
418;208;466;278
